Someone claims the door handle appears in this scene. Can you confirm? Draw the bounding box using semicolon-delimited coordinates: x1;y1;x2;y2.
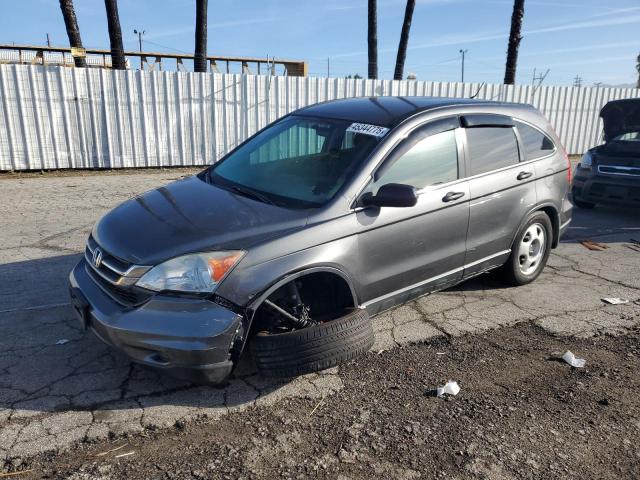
442;191;465;202
517;171;533;181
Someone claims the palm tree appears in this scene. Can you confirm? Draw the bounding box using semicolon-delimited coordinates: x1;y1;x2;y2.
504;0;525;85
194;0;208;73
104;0;126;70
59;0;86;67
367;0;377;79
393;0;416;80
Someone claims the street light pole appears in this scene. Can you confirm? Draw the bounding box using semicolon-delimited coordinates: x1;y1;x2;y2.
133;29;145;70
459;49;468;83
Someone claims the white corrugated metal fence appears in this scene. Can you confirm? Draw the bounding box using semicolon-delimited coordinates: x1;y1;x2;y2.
0;64;638;170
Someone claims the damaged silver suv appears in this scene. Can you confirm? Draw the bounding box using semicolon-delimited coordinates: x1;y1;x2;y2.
69;97;572;384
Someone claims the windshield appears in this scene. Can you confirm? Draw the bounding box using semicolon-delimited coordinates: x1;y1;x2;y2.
208;115;384;208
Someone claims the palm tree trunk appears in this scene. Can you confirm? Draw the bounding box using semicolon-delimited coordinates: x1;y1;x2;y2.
59;0;86;68
104;0;126;70
194;0;208;73
394;0;416;81
504;0;525;85
367;0;378;79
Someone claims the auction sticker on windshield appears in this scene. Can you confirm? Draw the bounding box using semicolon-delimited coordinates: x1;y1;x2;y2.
346;123;390;138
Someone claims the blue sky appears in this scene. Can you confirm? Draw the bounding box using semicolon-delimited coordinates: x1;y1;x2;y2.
2;0;639;86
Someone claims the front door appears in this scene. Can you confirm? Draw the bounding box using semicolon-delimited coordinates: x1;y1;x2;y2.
355;120;470;314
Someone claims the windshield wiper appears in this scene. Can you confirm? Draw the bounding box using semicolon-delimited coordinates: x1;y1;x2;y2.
229;185;276;205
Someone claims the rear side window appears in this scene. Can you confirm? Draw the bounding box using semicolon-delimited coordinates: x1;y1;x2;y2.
372;130;458;192
466;127;520;176
515;120;555;160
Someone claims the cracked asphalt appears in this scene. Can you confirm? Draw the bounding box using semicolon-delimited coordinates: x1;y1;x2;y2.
1;167;639;465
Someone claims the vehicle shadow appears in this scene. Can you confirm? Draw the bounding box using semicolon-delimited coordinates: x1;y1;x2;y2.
561;204;640;244
446;205;640;294
0;254;298;419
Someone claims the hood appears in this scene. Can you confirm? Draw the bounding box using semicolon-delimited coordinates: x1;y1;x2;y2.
600;98;640;142
93;175;310;265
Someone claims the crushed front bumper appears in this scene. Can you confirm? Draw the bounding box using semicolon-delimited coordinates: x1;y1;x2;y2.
69;258;243;385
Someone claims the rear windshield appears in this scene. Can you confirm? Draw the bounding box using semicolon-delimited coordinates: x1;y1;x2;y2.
207;115;384;208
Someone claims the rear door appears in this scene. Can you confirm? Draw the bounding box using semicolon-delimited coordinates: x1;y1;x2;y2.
462;114;537;277
355;118;470;312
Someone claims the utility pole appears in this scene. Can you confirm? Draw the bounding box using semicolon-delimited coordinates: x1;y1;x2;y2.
134;29;145;70
327;57;330;78
46;33;51;47
459;49;468;83
573;75;583;88
593;82;603;88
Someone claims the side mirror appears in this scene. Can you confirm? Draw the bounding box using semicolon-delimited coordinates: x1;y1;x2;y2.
361;183;418;208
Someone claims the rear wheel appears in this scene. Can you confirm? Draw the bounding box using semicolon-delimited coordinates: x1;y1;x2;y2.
571;188;596;209
250;308;373;378
499;211;552;286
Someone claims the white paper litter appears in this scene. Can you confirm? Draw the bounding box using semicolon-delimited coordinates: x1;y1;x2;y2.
562;350;586;368
436;380;460;397
55;339;70;345
602;297;629;305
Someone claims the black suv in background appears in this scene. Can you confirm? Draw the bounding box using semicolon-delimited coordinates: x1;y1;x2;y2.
573;98;640;208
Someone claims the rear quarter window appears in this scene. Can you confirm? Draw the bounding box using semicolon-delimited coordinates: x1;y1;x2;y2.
466;127;520;176
515;120;555;160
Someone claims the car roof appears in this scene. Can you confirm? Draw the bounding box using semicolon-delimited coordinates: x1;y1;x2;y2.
294;96;531;128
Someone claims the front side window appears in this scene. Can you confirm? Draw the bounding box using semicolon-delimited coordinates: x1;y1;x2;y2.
466;127;520;176
371;129;458;193
208;116;383;208
515;120;555;160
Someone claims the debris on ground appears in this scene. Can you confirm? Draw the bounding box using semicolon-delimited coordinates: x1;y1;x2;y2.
114;451;135;459
602;297;630;305
436;380;461;397
579;240;609;251
95;444;128;457
626;244;640;253
0;470;33;478
54;339;70;345
562;350;586;368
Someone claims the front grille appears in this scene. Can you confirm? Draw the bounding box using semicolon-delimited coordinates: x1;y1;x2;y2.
85;263;153;306
598;165;640;176
85;236;153;307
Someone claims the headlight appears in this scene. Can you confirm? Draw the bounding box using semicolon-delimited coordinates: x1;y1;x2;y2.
580;152;593;169
136;251;244;293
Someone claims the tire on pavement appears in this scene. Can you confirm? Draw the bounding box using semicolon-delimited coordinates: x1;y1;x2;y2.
250;308;374;378
499;211;553;286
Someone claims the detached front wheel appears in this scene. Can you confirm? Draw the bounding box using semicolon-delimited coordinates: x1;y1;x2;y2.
250;308;374;378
